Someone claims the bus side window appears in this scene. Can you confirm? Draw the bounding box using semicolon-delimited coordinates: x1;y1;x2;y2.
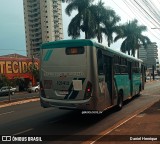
114;56;120;74
97;50;104;75
120;58;127;74
132;62;140;73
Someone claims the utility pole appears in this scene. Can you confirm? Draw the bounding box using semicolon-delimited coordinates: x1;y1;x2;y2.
152;65;155;80
31;40;34;86
8;85;11;102
32;54;34;86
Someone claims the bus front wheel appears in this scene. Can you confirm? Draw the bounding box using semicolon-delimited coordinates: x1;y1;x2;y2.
117;91;123;110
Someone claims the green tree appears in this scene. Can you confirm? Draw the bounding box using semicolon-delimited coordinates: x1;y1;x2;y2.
64;0;121;45
65;0;96;39
89;0;107;43
102;12;121;47
114;19;151;57
0;74;10;88
29;64;39;82
90;0;121;44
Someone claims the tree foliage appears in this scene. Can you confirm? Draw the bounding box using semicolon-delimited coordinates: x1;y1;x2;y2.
0;74;10;88
29;64;39;82
65;0;120;42
63;1;151;57
114;19;151;57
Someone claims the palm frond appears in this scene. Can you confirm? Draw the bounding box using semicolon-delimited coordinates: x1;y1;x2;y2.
65;2;79;16
68;14;81;39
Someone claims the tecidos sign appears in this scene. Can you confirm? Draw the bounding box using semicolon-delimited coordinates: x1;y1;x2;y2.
0;59;39;74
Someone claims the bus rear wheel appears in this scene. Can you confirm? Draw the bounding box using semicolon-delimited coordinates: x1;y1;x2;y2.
117;91;123;110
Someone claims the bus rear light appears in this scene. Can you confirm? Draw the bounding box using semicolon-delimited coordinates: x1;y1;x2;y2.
84;81;92;99
87;88;91;92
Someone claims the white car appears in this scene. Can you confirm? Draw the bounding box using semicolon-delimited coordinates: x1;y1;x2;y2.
27;85;40;93
0;86;17;96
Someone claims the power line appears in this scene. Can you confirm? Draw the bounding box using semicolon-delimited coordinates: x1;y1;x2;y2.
142;0;160;25
122;0;160;41
133;0;160;27
112;0;131;20
130;0;160;41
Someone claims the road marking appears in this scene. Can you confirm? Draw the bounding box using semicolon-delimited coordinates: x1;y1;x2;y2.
13;128;33;135
0;111;14;116
82;99;160;144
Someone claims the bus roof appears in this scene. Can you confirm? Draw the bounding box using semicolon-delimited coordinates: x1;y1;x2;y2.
41;39;95;49
41;39;142;62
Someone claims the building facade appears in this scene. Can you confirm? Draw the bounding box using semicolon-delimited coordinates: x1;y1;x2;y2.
156;59;160;71
139;42;158;69
0;54;40;90
23;0;63;58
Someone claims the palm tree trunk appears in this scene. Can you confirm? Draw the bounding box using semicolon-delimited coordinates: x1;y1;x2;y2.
85;32;88;39
98;35;100;43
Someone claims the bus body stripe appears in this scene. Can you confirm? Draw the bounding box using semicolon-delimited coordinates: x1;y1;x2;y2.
43;50;53;61
64;78;76;99
64;78;86;99
68;78;85;99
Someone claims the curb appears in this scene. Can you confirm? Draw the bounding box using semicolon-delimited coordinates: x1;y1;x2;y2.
0;97;40;108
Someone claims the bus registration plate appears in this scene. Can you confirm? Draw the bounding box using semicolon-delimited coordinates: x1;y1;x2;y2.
58;91;69;95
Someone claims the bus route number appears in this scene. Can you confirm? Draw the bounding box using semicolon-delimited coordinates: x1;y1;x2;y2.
57;81;70;86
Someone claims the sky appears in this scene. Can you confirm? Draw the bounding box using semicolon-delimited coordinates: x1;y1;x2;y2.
0;0;160;60
0;0;25;56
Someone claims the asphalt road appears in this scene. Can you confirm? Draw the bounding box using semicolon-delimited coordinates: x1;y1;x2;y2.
0;81;160;143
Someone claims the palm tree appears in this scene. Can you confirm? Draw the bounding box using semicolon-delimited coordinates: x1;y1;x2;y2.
64;0;96;39
90;0;121;44
89;0;106;43
64;0;121;44
114;19;151;57
102;10;121;47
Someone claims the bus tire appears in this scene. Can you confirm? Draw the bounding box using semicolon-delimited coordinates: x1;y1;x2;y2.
117;91;123;110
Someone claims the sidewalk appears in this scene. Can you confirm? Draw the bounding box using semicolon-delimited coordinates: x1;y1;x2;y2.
95;100;160;144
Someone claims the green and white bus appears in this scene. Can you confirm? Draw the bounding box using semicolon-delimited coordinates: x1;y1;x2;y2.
40;39;145;111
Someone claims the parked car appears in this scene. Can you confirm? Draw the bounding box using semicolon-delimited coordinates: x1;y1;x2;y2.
0;86;17;96
27;85;40;93
155;76;160;80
